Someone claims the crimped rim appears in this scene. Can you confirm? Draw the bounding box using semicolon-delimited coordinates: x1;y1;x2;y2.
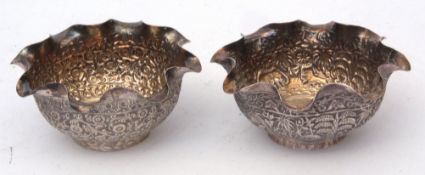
211;20;410;109
12;19;201;107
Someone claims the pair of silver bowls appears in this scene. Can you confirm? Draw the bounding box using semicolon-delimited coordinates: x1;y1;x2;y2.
12;20;410;151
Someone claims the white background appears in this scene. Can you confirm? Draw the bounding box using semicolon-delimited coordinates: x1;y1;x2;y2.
0;0;424;174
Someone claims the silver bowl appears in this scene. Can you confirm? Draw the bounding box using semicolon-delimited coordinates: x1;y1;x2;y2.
212;20;410;150
12;19;201;151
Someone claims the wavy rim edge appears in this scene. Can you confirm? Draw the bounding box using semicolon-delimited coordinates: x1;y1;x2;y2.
12;19;202;109
211;20;410;109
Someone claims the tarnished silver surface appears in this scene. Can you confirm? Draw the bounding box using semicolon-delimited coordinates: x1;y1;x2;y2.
212;20;410;150
12;19;201;151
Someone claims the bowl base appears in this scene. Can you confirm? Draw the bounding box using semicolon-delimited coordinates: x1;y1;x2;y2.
268;134;345;150
72;133;150;151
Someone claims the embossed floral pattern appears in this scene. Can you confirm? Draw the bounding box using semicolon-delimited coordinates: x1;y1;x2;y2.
13;20;201;151
212;21;410;149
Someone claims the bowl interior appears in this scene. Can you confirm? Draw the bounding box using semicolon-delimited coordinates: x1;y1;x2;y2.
20;22;187;104
233;22;390;109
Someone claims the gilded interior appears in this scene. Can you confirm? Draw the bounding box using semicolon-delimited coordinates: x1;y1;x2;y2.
213;21;410;109
14;20;200;105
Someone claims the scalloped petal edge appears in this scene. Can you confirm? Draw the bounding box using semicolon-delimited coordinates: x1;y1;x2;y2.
239;82;362;110
12;19;201;108
211;20;411;106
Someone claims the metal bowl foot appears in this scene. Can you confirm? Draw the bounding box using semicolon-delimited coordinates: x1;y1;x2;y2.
72;133;150;151
268;134;346;150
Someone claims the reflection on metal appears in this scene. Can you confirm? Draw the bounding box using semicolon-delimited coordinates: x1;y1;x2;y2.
13;19;201;151
212;20;410;150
